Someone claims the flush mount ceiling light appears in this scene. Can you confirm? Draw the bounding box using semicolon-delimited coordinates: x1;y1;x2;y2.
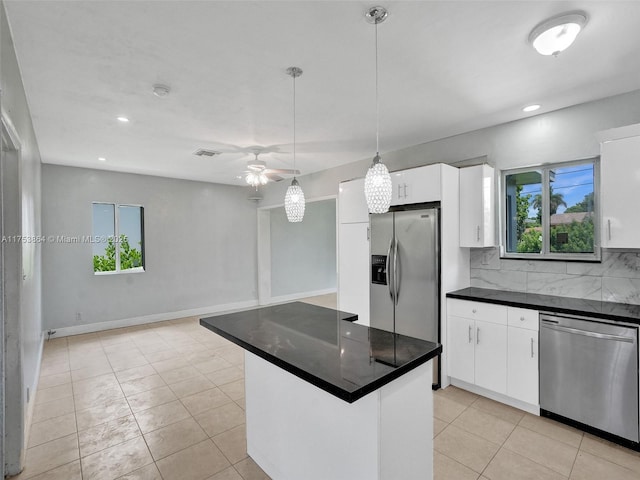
529;11;588;56
117;116;130;123
152;84;171;97
523;104;541;112
363;6;392;214
284;66;306;223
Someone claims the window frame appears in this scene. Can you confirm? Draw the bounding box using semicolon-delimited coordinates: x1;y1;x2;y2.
500;157;601;262
92;202;146;275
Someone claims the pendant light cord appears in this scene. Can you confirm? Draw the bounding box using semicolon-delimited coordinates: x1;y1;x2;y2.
375;18;379;157
293;72;296;177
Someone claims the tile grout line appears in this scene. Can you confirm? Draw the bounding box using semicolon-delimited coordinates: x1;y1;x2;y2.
569;433;585;478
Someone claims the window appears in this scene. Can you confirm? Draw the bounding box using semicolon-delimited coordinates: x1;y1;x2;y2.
92;203;145;273
502;158;599;260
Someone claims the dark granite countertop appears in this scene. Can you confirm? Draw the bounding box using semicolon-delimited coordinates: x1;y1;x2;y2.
200;302;441;403
447;287;640;326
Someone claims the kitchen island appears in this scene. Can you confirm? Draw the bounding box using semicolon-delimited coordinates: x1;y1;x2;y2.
200;302;441;480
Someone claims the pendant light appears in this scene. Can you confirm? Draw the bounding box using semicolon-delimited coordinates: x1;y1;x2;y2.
364;6;392;214
284;66;306;223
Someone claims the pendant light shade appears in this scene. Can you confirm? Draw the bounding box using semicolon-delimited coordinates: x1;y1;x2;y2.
365;154;393;214
364;6;392;214
284;66;305;223
285;178;305;222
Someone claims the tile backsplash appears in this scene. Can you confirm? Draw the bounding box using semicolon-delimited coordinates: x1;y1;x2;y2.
470;248;640;305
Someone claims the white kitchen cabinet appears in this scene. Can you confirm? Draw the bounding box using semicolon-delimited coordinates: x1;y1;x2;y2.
507;327;538;405
447;299;538;403
338;178;369;224
390;164;441;206
447;300;507;395
474;320;507;394
600;134;640;248
459;164;495;247
338;222;370;326
447;316;475;384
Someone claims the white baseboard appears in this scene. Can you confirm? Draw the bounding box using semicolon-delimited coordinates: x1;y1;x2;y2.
449;378;540;416
23;332;45;464
46;299;260;338
265;288;337;306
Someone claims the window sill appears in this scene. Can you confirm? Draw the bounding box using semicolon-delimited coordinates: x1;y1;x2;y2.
94;267;145;276
500;252;601;263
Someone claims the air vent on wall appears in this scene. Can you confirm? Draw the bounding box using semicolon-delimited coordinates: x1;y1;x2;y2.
193;149;222;157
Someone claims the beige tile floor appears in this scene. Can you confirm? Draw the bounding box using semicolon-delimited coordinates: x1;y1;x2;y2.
14;292;640;480
14;315;269;480
434;386;640;480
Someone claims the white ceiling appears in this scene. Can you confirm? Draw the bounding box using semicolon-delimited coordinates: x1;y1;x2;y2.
5;1;640;186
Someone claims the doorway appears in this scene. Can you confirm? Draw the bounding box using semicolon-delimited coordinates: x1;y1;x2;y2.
257;197;338;305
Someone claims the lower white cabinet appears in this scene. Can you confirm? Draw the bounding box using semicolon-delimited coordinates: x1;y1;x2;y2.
448;316;475;384
475;320;507;394
448;315;507;395
447;299;539;406
507;321;539;405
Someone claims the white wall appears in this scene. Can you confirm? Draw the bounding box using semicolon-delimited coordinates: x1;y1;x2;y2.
42;164;258;331
1;1;44;473
270;199;336;298
259;89;640;206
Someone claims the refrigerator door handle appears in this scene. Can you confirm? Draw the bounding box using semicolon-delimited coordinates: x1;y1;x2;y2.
386;238;394;301
394;237;400;305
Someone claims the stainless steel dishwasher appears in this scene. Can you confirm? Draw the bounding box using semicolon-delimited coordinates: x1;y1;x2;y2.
540;313;639;443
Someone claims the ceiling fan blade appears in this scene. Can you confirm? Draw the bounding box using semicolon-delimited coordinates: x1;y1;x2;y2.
265;174;285;182
264;168;300;175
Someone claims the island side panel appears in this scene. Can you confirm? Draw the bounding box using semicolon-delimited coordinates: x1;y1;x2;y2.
244;351;380;480
379;360;433;480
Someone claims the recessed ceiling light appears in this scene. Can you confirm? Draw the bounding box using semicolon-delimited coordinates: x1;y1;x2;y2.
529;11;588;56
117;116;130;123
98;157;106;161
523;104;541;113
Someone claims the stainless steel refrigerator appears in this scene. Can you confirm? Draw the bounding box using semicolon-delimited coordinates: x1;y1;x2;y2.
370;205;440;386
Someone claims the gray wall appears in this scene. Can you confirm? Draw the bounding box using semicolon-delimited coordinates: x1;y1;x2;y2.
42;164;258;329
261;89;640;207
1;1;43;473
270;199;336;297
260;89;640;303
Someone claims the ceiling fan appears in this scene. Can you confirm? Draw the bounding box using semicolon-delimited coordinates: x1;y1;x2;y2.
243;150;300;188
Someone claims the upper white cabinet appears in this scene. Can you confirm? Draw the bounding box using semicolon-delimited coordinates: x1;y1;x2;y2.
390;164;441;206
338;178;369;224
459;164;495;247
600;134;640;248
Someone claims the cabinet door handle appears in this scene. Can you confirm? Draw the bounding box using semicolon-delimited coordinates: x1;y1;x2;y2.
403;183;408;198
530;338;534;358
608;219;612;240
397;184;403;200
477;225;480;241
468;325;472;343
476;327;480;344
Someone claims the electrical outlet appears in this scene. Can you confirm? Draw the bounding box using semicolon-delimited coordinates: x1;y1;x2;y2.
76;312;82;322
482;251;490;265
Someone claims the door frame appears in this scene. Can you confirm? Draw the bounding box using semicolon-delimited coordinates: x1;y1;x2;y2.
2;110;25;476
256;194;337;306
